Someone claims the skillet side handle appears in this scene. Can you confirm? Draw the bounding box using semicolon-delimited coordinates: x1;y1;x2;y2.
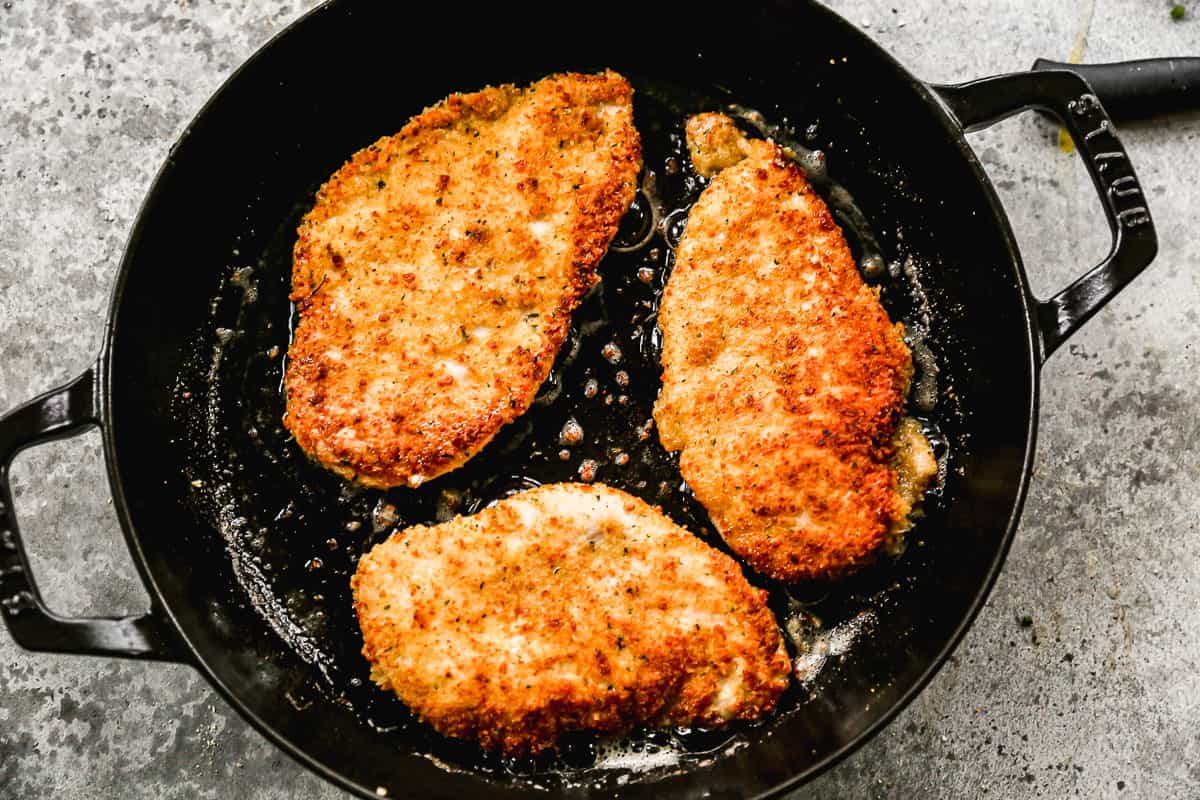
1032;58;1200;122
933;70;1158;362
0;366;186;662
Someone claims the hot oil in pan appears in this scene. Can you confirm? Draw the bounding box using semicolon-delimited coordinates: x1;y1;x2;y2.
175;77;953;786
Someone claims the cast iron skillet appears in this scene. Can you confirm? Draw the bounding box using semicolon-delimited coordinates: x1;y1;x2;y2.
0;2;1175;798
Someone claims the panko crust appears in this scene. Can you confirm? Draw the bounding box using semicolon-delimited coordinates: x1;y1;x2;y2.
351;483;791;755
653;113;932;582
285;71;641;488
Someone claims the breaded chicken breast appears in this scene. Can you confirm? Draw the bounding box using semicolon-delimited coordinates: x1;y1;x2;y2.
653;113;937;582
285;72;641;488
352;483;791;755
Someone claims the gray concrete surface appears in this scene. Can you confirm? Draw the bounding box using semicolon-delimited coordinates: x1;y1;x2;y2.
1;1;1197;797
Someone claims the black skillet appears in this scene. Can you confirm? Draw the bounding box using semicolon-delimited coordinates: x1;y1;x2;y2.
0;2;1184;798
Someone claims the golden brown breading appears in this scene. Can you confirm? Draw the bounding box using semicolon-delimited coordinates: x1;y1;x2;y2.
351;483;791;755
685;112;755;178
285;72;641;488
652;113;936;581
891;417;938;540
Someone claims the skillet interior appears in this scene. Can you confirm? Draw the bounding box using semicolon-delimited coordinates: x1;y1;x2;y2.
104;2;1036;797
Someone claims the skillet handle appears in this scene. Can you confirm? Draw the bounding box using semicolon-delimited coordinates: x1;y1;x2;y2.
1032;58;1200;121
933;70;1158;361
0;366;186;662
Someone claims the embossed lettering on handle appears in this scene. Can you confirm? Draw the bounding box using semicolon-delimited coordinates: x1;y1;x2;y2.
933;71;1158;361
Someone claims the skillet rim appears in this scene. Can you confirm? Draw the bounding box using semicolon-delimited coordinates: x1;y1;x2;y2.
94;1;1043;796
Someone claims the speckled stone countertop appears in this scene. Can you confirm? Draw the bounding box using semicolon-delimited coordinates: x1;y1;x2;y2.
1;2;1198;798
